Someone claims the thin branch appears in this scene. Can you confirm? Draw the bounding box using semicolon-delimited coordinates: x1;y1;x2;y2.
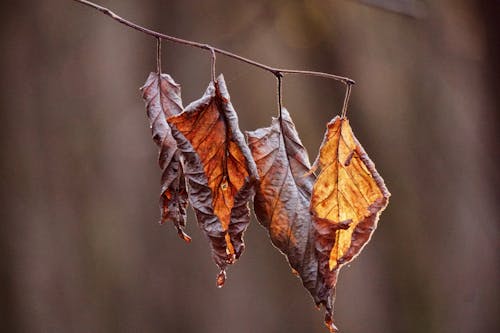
72;0;355;85
354;0;426;19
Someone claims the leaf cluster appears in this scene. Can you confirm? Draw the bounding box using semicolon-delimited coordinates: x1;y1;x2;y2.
140;69;390;332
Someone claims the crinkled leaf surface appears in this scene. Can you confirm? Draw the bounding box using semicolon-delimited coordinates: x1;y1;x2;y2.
141;72;189;242
247;109;319;297
167;74;258;285
311;116;390;331
247;109;349;332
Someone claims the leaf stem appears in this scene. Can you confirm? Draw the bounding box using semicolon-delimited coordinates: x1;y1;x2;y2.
210;47;217;82
276;73;283;118
341;83;353;118
156;37;161;74
72;0;355;86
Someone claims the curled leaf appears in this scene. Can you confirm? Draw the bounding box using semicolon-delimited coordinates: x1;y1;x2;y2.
167;74;258;284
141;72;190;242
311;116;390;330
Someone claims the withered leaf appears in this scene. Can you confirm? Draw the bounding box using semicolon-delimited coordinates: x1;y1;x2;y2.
311;116;390;331
247;109;348;332
246;108;319;297
167;74;258;285
141;72;190;242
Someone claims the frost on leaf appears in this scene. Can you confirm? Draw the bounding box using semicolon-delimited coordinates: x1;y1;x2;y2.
167;74;258;286
311;116;390;331
141;72;190;242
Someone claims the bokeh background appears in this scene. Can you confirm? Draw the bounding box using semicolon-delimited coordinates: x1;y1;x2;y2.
1;1;498;332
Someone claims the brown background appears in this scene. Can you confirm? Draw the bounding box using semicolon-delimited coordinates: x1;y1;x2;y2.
1;1;498;332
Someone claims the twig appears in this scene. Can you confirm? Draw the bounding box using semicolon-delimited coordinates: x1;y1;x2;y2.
71;0;355;85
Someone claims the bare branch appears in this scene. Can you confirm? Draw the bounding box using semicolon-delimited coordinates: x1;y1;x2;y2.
71;0;355;85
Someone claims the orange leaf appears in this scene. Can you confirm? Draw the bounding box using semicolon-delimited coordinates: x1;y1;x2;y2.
141;72;190;242
311;116;390;331
167;74;258;285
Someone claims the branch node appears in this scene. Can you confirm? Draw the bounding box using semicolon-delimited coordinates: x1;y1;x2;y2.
345;78;356;85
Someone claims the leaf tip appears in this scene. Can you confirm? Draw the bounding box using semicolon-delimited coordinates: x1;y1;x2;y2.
216;270;226;288
177;228;192;243
325;313;339;333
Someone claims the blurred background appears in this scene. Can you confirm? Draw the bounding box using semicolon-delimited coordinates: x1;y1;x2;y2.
1;0;498;332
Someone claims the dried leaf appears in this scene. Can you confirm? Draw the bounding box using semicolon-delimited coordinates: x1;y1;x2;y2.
167;74;258;285
140;72;190;242
247;109;347;332
311;116;390;331
246;108;319;292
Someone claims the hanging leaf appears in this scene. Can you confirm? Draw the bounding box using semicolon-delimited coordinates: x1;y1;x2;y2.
246;108;319;295
247;109;350;332
140;72;190;242
311;116;390;331
167;74;258;286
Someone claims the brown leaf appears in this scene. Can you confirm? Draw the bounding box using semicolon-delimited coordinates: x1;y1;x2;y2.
140;72;190;242
167;74;258;285
246;108;319;298
311;116;390;331
247;109;349;332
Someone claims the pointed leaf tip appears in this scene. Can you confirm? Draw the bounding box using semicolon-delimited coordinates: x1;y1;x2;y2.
325;313;339;332
216;270;226;288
